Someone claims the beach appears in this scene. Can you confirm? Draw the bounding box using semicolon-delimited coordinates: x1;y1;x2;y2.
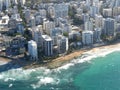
0;42;120;90
0;42;120;69
0;57;11;65
45;42;120;69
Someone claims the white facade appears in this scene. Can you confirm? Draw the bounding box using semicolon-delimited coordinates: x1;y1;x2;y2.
43;20;55;35
11;0;18;5
42;35;53;56
82;31;93;45
103;8;112;17
28;40;38;60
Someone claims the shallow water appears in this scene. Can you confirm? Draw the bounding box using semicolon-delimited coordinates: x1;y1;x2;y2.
0;50;120;90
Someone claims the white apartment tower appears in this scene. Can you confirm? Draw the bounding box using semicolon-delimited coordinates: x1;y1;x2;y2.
28;40;38;60
42;35;53;56
43;20;55;35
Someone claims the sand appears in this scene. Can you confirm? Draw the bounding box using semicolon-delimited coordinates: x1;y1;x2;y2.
46;43;120;69
0;42;120;69
0;57;11;65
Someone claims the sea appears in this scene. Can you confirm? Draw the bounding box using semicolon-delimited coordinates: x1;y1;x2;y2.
0;48;120;90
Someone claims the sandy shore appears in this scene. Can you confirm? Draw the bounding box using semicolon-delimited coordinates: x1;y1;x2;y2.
46;42;120;69
0;42;120;69
0;57;11;65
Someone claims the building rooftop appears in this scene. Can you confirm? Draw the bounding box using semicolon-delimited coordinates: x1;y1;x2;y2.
42;35;52;41
28;40;37;46
82;30;93;34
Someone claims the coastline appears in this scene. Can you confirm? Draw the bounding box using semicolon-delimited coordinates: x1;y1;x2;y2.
46;42;120;69
1;42;120;70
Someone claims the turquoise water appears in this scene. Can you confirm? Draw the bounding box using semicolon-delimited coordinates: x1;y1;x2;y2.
0;51;120;90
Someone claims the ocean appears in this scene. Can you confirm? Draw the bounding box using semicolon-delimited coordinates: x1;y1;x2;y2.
0;49;120;90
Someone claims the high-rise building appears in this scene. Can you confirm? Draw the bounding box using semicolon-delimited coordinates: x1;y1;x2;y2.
28;40;38;60
3;0;11;9
82;31;93;45
30;16;36;27
19;0;26;5
57;35;68;54
84;20;94;31
0;0;3;11
90;5;99;17
103;8;112;17
103;18;116;37
42;35;53;56
39;9;47;18
82;13;90;22
54;3;68;18
86;0;91;7
17;23;24;35
32;25;43;46
48;6;55;18
95;14;103;28
113;7;120;16
24;9;31;23
11;0;18;5
50;27;63;45
43;20;55;35
93;28;102;43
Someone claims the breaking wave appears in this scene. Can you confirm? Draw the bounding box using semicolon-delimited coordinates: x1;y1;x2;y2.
0;45;120;89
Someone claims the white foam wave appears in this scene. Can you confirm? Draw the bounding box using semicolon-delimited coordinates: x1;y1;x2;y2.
0;68;42;81
31;77;58;89
9;84;13;88
0;61;8;65
4;78;15;82
56;46;120;71
0;45;120;89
